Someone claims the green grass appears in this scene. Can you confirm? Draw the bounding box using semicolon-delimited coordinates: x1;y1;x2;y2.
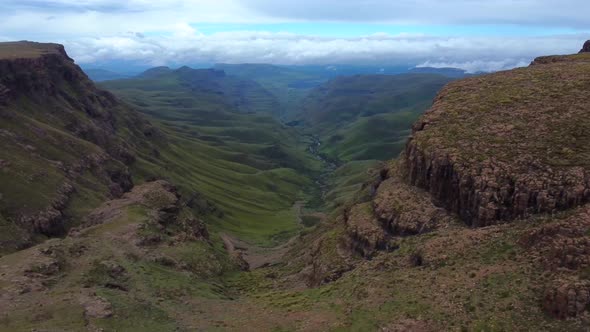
94;289;180;332
0;41;64;59
101;71;323;246
324;160;381;209
300;74;452;163
412;55;590;167
0;300;86;332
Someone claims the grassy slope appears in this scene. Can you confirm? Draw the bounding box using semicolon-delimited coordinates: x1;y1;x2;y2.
0;55;159;252
413;54;590;167
220;214;585;331
101;70;322;246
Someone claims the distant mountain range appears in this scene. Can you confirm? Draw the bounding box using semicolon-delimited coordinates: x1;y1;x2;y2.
83;63;474;83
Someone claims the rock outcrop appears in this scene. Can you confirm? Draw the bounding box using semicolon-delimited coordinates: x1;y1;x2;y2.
341;162;453;258
0;41;161;252
405;50;590;226
301;41;590;323
580;40;590;53
520;206;590;318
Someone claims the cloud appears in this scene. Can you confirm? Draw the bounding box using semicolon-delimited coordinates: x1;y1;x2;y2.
0;0;589;72
58;31;587;72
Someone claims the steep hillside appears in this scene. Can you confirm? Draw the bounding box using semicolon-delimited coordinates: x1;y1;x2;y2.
0;41;318;255
0;41;163;253
0;41;319;331
274;44;590;330
101;68;321;245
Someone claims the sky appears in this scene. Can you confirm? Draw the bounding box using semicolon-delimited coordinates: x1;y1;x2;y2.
0;0;589;72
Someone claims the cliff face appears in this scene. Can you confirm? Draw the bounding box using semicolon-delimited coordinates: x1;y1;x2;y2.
405;53;590;226
580;40;590;53
294;43;590;324
0;42;160;252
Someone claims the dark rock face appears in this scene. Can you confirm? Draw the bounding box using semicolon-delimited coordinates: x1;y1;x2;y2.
17;182;76;236
405;141;590;227
0;43;164;251
544;281;590;319
580;40;590;53
519;206;590;318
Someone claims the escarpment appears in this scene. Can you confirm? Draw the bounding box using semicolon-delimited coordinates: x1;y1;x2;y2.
405;52;590;226
335;50;590;263
0;42;158;160
0;42;163;253
303;44;590;322
580;40;590;53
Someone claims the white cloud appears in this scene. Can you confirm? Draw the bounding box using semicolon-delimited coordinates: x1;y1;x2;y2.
416;59;532;73
55;31;586;72
0;0;589;72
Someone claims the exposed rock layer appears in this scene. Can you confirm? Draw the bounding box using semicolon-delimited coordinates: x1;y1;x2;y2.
0;42;159;252
405;53;590;226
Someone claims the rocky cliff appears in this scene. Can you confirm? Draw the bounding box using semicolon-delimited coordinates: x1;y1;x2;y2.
0;42;161;253
405;52;590;226
294;42;590;325
580;40;590;53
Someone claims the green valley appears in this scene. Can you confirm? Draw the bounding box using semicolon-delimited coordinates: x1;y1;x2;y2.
6;39;590;332
100;66;323;246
